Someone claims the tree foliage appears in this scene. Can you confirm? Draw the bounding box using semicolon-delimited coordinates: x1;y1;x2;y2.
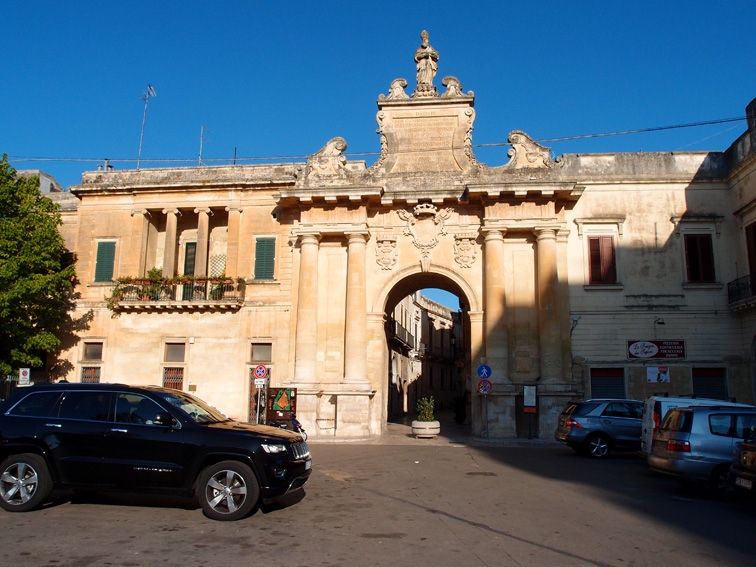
0;155;77;377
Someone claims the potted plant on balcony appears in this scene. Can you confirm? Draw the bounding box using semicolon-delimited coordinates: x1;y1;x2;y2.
411;396;440;438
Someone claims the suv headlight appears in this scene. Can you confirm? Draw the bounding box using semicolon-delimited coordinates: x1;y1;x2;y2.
261;443;288;454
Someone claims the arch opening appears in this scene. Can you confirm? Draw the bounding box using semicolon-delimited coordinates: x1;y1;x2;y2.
383;272;472;434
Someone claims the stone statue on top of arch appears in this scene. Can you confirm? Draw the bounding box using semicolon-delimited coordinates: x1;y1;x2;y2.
413;30;439;98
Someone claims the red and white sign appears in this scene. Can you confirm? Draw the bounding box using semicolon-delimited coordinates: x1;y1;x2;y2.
478;379;492;395
253;365;268;379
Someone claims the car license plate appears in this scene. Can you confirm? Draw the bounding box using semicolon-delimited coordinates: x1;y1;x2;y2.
305;459;312;470
735;476;753;490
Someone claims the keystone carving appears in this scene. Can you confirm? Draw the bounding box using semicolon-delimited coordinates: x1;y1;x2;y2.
397;203;452;258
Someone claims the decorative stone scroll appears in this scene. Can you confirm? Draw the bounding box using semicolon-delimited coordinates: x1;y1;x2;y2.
505;130;563;169
305;137;348;180
375;235;398;270
453;233;478;268
397;203;452;259
379;78;409;100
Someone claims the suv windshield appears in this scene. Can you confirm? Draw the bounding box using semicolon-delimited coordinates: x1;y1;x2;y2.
154;390;229;424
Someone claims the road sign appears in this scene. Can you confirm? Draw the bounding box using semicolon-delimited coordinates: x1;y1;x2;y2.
478;379;492;395
19;368;30;386
477;364;492;379
254;378;266;388
253;365;268;379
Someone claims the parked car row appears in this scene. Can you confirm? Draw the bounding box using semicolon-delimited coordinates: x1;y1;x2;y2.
0;383;312;521
555;395;756;498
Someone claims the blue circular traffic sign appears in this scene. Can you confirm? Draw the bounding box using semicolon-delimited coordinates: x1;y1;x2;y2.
477;364;492;379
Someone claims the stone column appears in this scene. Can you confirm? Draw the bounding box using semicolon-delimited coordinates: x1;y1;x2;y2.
162;209;180;277
343;232;369;386
293;233;320;383
194;208;211;277
130;209;150;277
535;227;563;382
225;206;241;278
482;228;507;380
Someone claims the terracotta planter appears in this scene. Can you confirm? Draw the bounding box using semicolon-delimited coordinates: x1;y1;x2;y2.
411;420;440;438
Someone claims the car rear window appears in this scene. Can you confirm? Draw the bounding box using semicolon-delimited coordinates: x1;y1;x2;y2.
660;409;692;432
564;401;602;417
7;391;63;417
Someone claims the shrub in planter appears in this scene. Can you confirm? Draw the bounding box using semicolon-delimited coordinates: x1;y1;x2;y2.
412;396;440;438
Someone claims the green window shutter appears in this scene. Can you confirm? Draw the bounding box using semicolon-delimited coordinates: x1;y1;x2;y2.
254;238;276;280
94;241;116;282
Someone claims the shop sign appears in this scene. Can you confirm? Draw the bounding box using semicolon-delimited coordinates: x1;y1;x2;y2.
627;340;686;359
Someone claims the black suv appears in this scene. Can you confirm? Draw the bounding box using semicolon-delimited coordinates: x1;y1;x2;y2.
0;383;312;521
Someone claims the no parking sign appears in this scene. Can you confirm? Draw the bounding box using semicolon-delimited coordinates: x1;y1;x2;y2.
478;379;492;395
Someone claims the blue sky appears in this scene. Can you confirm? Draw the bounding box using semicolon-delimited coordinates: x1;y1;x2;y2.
3;1;755;308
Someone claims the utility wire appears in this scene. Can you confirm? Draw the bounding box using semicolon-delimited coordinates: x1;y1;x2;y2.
9;115;748;165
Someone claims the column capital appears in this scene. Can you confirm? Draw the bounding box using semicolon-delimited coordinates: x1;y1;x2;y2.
345;232;368;243
130;209;151;217
298;232;321;245
482;228;506;241
225;206;243;213
162;208;181;216
533;226;559;239
194;207;213;215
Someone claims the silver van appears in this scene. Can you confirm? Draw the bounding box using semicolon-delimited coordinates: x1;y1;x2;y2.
648;405;756;496
640;396;751;455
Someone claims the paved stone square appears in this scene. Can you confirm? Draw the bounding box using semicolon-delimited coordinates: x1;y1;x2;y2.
0;432;754;567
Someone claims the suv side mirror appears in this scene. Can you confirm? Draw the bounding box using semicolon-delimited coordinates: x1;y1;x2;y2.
153;412;178;427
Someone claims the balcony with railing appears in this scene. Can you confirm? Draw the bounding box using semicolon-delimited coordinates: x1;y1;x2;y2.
727;273;756;310
108;277;246;312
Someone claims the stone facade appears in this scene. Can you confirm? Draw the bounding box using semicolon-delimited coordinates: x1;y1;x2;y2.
53;32;756;439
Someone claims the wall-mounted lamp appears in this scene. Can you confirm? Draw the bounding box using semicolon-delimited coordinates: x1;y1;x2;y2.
654;317;665;339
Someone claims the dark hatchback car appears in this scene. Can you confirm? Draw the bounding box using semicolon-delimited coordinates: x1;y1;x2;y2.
0;383;311;521
555;399;643;458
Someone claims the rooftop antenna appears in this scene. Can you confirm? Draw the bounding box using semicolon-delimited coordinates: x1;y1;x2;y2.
199;124;209;165
137;84;157;170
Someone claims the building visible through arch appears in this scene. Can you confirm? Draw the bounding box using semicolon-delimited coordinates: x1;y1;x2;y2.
47;31;756;439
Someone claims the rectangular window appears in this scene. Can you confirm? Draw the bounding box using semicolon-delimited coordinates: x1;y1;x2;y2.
165;343;186;362
684;234;715;283
588;236;617;284
254;237;276;280
83;342;103;361
81;367;101;383
250;343;272;363
746;222;756;275
94;241;116;282
163;367;184;389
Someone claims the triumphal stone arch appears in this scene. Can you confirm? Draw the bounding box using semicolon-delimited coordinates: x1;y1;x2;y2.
277;30;582;438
